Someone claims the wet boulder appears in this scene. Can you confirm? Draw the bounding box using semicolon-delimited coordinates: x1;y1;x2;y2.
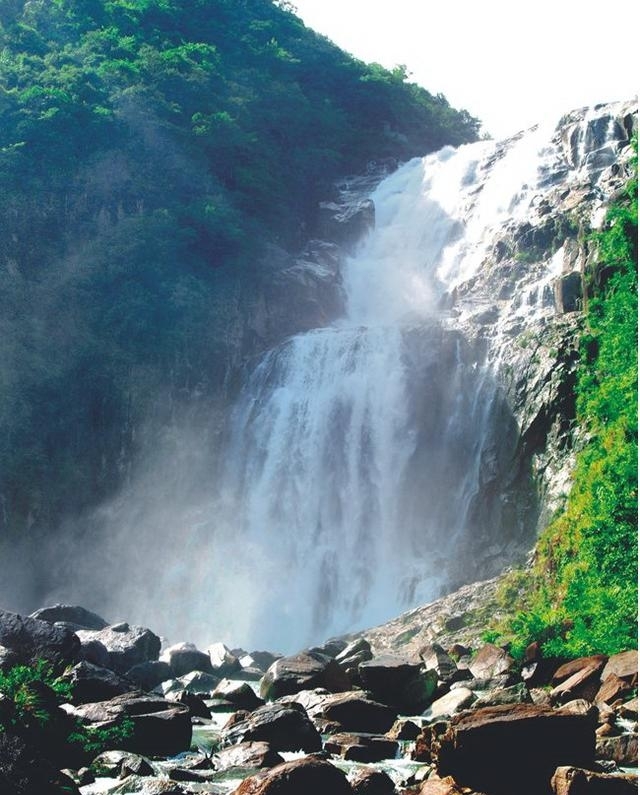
240;650;281;674
90;749;154;778
165;690;211;719
259;650;350;701
434;704;597;795
29;605;108;631
160;642;213;678
596;734;638;767
208;642;242;677
232;755;353;795
359;655;437;713
0;608;81;670
320;691;397;734
68;693;192;757
160;670;220;696
324;732;399;762
419;643;461;684
76;623;161;674
423;687;476;721
221;702;322;753
59;661;138;704
213;741;284;771
212;679;264;710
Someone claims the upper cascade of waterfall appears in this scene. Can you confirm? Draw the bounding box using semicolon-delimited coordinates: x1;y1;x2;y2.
343;100;633;328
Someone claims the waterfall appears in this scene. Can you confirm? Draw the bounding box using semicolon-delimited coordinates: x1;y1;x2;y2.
219;128;564;652
39;102;631;655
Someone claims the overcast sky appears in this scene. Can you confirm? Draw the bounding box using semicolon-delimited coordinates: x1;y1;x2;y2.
290;0;638;140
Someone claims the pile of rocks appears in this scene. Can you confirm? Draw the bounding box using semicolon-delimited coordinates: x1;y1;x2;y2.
0;604;637;795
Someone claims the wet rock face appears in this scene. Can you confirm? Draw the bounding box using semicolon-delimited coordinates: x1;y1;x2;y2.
76;623;161;674
259;651;350;701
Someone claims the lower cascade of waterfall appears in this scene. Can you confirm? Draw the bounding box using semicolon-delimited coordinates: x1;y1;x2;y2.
36;101;633;654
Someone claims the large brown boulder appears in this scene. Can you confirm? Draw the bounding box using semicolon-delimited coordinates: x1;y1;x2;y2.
232;755;353;794
552;656;608;686
0;608;80;670
221;702;322;753
600;651;637;686
259;651;350;701
349;768;396;794
551;766;637;794
434;704;597;795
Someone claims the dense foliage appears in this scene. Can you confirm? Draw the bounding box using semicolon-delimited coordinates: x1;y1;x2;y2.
0;0;479;544
494;140;638;658
0;660;132;761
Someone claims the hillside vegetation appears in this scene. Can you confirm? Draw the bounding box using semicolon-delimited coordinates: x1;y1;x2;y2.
494;139;638;658
0;0;479;540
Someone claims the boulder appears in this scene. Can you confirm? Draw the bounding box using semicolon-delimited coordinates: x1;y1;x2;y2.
240;651;281;673
208;642;242;677
59;661;138;704
387;717;421;740
552;656;608;686
619;698;638;720
0;732;81;795
359;655;437;713
213;741;284;771
419;643;460;684
126;661;172;691
29;605;108;631
69;693;192;757
596;734;638;767
435;704;597;795
324;732;399;762
551;659;606;704
349;767;396;794
467;644;516;680
551;766;637;794
336;638;373;670
76;624;161;674
232;755;352;794
165;690;211;719
320;691;397;734
422;687;476;721
160;670;220;696
600;651;638;686
90;749;154;778
212;679;264;710
310;638;349;658
596;674;634;706
259;651;350;701
160;643;213;678
0;608;80;670
222;702;322;753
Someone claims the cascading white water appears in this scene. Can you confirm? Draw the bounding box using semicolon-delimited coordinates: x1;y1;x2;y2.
220;123;574;652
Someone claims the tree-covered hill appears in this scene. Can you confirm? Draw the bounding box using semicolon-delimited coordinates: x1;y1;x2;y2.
0;0;479;546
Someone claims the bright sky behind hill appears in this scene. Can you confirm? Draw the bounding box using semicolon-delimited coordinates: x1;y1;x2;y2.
290;0;639;140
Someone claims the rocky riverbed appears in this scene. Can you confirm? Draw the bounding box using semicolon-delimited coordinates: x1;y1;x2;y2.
0;592;637;794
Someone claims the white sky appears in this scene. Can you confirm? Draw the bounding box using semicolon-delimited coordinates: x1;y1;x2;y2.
290;0;639;140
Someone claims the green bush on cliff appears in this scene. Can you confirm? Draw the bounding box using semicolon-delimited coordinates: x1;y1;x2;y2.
496;138;638;658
